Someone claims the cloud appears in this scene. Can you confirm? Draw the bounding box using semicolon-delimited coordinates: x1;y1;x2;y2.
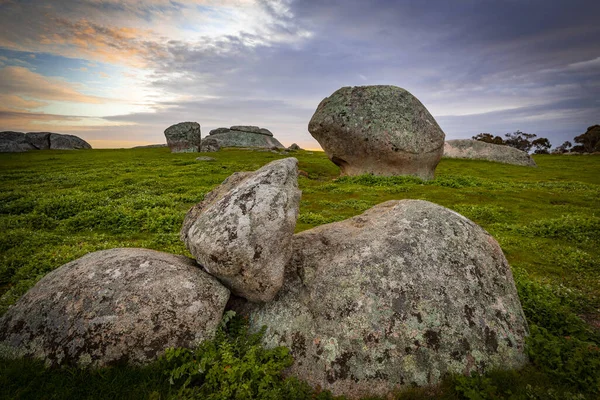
0;94;47;111
0;0;598;149
0;66;105;104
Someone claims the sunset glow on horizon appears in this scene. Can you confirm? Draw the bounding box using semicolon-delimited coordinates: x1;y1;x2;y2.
1;0;598;149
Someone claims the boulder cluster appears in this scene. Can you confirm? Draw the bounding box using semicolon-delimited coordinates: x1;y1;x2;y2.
0;131;92;152
163;123;285;153
0;157;529;398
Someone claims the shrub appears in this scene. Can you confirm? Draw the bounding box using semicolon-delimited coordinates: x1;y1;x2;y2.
159;311;339;400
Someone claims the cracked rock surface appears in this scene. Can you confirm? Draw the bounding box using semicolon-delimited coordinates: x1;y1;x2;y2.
181;158;301;302
0;248;230;367
243;200;528;399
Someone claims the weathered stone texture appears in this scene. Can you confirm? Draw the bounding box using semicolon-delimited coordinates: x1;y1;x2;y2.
164;122;202;153
245;200;528;398
308;85;445;180
181;158;301;302
0;248;230;367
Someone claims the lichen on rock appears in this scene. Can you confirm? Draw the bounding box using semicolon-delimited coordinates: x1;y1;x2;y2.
242;200;529;399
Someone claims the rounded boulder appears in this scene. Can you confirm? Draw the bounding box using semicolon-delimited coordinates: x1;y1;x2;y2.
0;248;230;367
308;85;445;180
246;200;529;398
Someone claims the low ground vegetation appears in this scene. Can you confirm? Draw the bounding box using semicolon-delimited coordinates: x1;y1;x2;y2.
1;148;599;399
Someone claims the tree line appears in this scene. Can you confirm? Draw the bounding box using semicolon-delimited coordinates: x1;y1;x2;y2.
472;124;600;154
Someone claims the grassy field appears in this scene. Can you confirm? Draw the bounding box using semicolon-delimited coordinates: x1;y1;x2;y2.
1;148;599;399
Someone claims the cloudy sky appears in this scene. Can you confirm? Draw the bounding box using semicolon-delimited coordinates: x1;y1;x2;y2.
0;0;598;149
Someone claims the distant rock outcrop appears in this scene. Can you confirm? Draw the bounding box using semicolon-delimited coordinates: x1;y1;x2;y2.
288;143;302;151
164;122;202;153
207;126;284;149
308;85;445;180
0;248;230;367
240;200;529;398
181;158;301;303
444;139;536;167
0;131;91;152
49;133;92;150
132;144;168;149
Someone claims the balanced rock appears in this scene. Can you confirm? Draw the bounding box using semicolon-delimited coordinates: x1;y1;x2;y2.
181;158;301;302
0;131;36;152
245;200;528;398
0;248;230;367
444;140;536;167
207;126;284;149
200;136;221;152
164;122;202;153
308;85;445;180
49;133;92;150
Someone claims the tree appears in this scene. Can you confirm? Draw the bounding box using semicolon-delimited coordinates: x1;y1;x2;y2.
504;130;538;153
472;133;504;145
532;137;552;154
573;125;600;153
553;141;572;154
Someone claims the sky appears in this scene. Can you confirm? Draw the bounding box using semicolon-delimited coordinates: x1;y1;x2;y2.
0;0;598;150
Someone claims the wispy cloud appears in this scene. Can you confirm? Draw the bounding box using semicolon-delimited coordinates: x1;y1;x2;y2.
0;66;104;104
0;0;598;148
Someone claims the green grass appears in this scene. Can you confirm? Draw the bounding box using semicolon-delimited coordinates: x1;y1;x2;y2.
1;148;599;399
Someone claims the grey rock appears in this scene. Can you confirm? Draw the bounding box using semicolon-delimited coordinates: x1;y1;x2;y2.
25;132;51;150
244;200;528;398
208;128;285;149
181;158;301;302
0;131;91;152
288;143;302;151
230;125;274;137
200;137;221;152
209;127;231;136
196;156;216;161
0;248;230;367
0;131;36;152
443;140;537;167
49;133;92;150
164;122;202;153
308;85;445;180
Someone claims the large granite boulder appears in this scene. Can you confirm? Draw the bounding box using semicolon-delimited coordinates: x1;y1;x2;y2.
200;136;220;152
308;86;445;180
243;200;528;398
0;248;230;367
181;158;301;303
49;133;92;150
0;131;36;152
444;140;536;167
207;126;284;149
164;122;202;153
